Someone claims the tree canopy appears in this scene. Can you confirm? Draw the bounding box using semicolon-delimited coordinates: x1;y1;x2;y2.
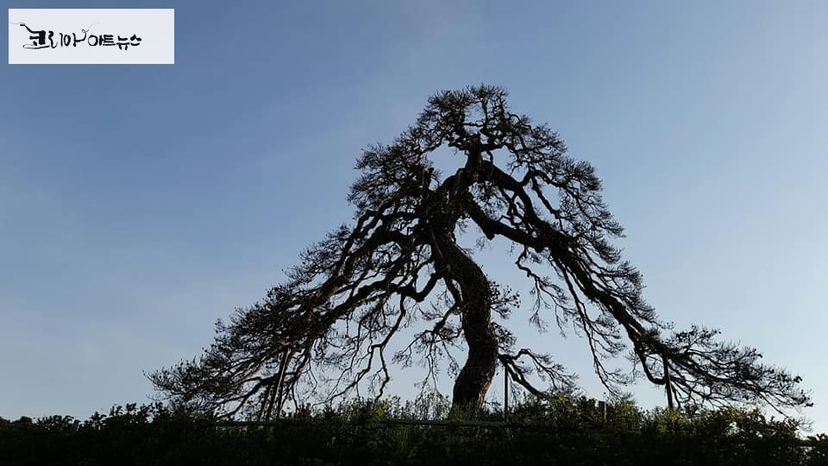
149;85;811;420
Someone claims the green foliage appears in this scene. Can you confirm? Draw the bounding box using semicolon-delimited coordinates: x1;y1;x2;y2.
0;396;825;465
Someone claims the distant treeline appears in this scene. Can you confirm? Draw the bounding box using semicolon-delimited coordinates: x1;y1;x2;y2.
1;393;827;465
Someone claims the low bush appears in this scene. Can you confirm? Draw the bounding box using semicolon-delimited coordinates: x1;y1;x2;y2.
0;395;825;465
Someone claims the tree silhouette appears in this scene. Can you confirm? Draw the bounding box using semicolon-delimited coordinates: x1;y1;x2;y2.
148;85;811;420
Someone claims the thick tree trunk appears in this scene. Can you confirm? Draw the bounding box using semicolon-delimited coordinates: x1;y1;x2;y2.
420;157;499;413
431;230;499;412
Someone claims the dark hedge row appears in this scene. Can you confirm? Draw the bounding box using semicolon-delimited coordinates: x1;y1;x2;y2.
1;395;827;465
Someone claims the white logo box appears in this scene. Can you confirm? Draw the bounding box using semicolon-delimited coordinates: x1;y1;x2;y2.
8;9;174;64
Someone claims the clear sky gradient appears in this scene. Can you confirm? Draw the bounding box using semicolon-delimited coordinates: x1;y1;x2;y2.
2;1;826;433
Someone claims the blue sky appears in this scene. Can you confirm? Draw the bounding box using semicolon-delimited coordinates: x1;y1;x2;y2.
2;0;827;433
